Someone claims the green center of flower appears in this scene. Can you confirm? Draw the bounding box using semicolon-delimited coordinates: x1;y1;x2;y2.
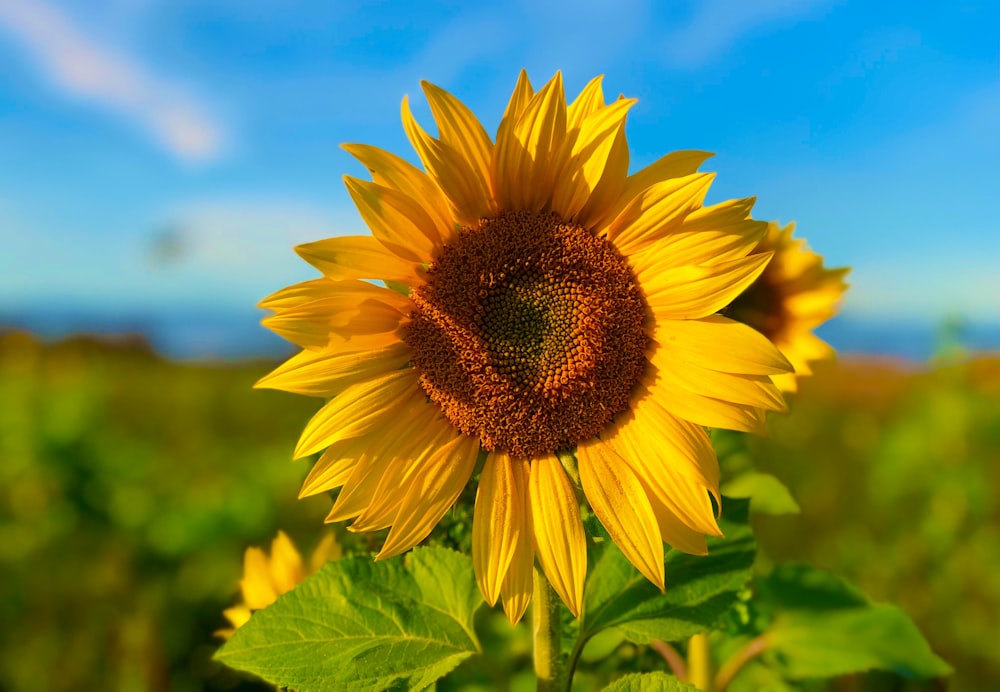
405;211;649;457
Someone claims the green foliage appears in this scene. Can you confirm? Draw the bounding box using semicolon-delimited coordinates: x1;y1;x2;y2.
758;565;951;681
580;499;756;645
216;547;482;691
721;473;800;516
602;671;700;691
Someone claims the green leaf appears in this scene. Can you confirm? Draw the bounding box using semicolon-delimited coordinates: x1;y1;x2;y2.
602;671;700;691
215;546;482;692
767;606;952;680
581;498;755;644
758;564;952;680
721;472;800;515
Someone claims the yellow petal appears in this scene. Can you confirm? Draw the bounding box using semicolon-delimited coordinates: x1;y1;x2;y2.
494;73;567;211
607;173;715;254
566;74;606;130
577;440;665;589
240;547;278;610
308;533;342;573
605;414;722;541
222;605;251;632
293;369;419;459
653;315;793;375
295;235;421;285
255;341;411;398
576;124;629;229
421;80;494;213
345;176;442;262
492;70;535;206
327;402;448;522
595;150;714;231
262;294;406;350
644;253;773;321
376;432;479;559
269;531;306;594
402;95;494;225
298;436;368;498
529;453;586;616
341;142;454;234
499;457;533;625
473;452;523;606
551;98;636;221
651;355;787;412
258;278;333;310
645;372;768;434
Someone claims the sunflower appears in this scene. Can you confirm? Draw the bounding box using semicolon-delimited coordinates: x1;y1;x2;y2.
257;71;792;624
217;531;340;638
725;222;849;392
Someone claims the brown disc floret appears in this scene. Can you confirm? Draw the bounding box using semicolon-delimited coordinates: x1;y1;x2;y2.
405;211;649;457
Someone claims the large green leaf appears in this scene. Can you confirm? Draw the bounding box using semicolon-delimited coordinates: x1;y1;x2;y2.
757;564;951;680
721;472;800;515
215;546;482;692
581;498;755;644
602;671;699;691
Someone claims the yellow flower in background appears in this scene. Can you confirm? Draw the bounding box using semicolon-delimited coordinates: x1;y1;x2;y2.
726;222;849;392
217;531;340;638
257;71;792;624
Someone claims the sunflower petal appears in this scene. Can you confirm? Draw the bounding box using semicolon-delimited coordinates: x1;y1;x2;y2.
268;531;306;594
298;436;368;498
577;440;665;589
293;369;419;459
402;95;493;225
644;253;773;320
607;173;715;254
255;341;411;398
499;457;533;625
240;547;278;610
421;80;494;211
495;73;567;211
473;452;523;606
552;98;636;221
341;143;454;234
653;315;793;375
529;454;587;616
376;432;480;559
295;235;422;285
345;176;442;262
567;74;606;129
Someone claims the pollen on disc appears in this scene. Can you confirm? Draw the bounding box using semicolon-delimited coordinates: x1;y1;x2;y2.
405;211;649;457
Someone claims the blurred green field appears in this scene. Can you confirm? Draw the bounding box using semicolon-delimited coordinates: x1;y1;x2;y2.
1;330;997;691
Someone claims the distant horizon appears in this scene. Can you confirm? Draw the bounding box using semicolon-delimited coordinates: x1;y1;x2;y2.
3;303;997;363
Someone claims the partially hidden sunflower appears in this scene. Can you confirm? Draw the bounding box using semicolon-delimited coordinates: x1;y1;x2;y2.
725;222;849;392
257;71;793;624
217;531;341;639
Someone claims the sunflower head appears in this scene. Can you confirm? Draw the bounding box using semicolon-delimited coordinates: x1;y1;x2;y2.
216;531;340;639
726;222;849;392
257;71;793;624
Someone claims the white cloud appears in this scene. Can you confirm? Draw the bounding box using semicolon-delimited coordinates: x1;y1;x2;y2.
661;0;833;68
0;0;223;161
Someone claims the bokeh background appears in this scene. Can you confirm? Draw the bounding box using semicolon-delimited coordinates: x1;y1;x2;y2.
1;1;997;690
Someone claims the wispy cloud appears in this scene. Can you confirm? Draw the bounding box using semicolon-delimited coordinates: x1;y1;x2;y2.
662;0;832;68
0;0;223;161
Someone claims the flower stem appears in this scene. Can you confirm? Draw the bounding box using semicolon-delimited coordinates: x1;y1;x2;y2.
532;565;563;692
714;636;768;692
687;633;713;691
651;640;688;681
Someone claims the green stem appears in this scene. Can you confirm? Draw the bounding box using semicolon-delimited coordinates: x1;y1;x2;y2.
714;636;767;692
687;633;713;691
533;565;564;692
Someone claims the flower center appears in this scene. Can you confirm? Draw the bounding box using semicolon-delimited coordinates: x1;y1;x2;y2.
726;275;785;340
405;211;649;457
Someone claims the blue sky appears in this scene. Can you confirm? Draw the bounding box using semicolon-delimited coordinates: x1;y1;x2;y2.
1;0;998;326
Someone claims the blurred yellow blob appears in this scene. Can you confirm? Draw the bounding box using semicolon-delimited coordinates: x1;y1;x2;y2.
216;530;341;638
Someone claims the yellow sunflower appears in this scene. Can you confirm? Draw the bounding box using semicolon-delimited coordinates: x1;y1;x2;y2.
725;222;849;392
217;531;340;638
257;71;792;624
